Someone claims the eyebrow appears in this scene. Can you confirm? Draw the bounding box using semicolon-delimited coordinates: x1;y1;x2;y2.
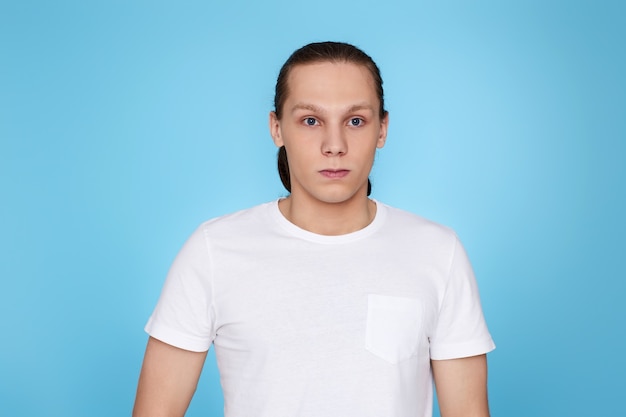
290;102;375;115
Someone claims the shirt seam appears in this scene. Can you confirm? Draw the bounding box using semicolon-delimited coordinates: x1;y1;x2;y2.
201;222;218;343
436;232;459;318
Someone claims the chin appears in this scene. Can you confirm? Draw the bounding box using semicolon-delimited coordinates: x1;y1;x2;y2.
311;188;364;205
291;180;369;205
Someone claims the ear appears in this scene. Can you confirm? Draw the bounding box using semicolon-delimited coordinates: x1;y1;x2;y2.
269;111;284;147
376;112;389;149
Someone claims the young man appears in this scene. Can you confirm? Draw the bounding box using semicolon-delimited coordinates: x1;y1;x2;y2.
133;42;495;417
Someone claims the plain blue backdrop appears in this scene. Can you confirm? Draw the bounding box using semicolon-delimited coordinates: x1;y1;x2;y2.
1;1;624;416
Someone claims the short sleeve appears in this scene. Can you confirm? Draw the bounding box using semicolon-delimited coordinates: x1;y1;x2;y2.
429;236;495;360
144;225;216;352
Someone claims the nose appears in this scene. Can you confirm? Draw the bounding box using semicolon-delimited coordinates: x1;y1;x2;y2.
321;125;347;156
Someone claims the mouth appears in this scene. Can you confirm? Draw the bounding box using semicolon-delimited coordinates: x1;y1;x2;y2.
319;169;350;179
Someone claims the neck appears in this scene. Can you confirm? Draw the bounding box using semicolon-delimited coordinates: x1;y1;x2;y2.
278;193;377;236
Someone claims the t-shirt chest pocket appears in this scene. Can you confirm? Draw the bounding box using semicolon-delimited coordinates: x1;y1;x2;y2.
365;294;424;364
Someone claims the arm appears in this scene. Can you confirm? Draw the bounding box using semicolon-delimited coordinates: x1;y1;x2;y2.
133;337;208;417
432;354;490;417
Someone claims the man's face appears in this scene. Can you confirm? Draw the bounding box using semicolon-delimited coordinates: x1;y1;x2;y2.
270;61;388;206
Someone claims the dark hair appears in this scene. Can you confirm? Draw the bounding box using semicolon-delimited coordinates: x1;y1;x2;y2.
274;41;387;197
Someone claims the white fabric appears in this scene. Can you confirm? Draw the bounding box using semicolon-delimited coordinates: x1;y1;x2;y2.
146;200;495;417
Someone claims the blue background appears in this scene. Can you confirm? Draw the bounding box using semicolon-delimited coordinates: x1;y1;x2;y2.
1;1;624;416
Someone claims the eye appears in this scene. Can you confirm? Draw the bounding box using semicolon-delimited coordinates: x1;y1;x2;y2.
349;117;364;127
304;117;318;126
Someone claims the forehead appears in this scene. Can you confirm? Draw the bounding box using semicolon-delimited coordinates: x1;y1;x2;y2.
285;62;378;106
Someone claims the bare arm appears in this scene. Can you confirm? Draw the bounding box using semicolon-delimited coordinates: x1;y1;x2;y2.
432;354;490;417
133;337;208;417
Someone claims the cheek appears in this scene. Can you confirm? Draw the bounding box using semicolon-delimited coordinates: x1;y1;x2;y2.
283;130;319;155
283;142;313;168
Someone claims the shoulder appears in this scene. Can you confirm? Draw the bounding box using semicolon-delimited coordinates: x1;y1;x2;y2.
378;202;458;244
173;201;276;262
196;200;277;240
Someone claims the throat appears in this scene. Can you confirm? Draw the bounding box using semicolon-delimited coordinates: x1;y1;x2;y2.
278;197;377;236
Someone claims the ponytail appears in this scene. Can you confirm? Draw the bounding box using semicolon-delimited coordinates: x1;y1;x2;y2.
277;146;291;192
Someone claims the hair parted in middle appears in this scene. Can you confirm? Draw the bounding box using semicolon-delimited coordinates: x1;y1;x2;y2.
273;41;387;197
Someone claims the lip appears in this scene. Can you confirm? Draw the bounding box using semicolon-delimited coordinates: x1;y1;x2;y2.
319;169;350;179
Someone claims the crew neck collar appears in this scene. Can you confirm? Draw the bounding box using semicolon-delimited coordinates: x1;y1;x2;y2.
269;199;387;244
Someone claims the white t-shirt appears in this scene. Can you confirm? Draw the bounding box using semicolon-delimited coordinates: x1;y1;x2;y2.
146;200;495;417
